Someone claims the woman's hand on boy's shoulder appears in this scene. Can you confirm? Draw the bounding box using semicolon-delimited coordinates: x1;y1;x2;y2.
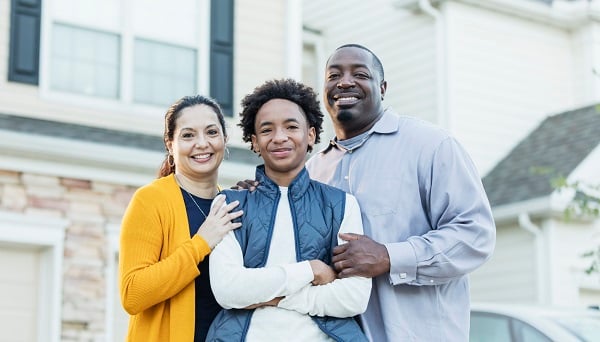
231;179;259;191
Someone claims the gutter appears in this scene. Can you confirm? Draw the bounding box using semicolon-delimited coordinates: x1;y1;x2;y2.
518;213;548;304
456;0;596;29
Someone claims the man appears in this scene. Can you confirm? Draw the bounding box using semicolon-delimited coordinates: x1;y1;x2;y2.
208;79;371;341
304;44;496;341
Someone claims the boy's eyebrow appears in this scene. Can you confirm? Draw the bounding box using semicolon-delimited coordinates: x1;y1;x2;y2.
257;118;300;127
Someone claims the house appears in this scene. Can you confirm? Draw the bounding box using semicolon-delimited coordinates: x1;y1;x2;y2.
301;0;600;305
302;0;600;175
1;0;599;341
473;104;600;306
0;0;297;340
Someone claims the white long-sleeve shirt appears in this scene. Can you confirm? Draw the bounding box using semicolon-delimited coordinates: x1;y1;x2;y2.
210;187;371;341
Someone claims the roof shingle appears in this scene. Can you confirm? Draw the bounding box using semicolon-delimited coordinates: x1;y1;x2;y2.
483;104;600;207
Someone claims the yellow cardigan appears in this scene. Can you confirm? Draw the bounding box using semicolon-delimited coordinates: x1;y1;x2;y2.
119;174;212;342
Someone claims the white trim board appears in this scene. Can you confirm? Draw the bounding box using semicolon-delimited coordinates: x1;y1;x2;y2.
0;211;67;342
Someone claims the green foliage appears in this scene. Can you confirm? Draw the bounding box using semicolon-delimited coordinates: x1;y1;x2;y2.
553;177;600;221
582;247;600;275
553;176;600;275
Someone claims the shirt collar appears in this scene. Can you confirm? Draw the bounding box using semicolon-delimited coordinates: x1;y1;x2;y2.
323;107;399;154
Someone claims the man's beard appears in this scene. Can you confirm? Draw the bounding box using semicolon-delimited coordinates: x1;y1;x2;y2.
336;109;353;122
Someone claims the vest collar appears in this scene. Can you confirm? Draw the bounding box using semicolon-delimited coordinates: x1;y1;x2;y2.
255;164;310;200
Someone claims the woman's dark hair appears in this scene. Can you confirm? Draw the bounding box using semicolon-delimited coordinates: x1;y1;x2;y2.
238;78;323;153
158;95;227;177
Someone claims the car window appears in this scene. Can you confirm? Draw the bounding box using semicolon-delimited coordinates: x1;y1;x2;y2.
470;313;512;342
512;319;552;342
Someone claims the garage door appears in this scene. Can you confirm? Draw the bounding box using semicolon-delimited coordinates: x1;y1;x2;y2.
0;245;40;342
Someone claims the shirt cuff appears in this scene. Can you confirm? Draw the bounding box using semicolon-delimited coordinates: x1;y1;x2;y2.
280;260;314;294
385;241;417;285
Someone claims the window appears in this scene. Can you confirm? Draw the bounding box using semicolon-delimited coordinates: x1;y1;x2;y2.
513;319;552;342
470;313;512;342
134;39;197;106
15;0;233;112
50;24;120;99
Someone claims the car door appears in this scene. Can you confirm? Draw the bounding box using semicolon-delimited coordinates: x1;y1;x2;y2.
470;311;552;342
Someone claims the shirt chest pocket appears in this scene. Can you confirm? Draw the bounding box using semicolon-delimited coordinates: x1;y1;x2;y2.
353;178;403;217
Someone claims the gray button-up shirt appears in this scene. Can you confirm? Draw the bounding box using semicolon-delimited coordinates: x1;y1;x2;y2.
306;108;496;341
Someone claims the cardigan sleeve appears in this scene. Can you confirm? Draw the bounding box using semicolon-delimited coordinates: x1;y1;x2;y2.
119;185;212;314
277;194;371;317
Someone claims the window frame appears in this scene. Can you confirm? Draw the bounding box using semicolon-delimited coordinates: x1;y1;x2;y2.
38;0;213;118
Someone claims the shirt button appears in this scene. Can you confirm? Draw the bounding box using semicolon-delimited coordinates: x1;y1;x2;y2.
430;279;434;283
344;176;349;180
400;273;407;279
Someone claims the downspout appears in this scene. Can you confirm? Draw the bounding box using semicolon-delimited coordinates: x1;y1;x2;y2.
418;0;449;130
285;0;303;79
518;212;547;304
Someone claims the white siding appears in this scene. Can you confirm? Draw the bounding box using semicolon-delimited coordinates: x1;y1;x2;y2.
471;216;600;306
470;224;538;303
228;0;287;149
235;0;286;93
445;1;576;175
545;219;600;306
302;0;438;124
572;22;600;106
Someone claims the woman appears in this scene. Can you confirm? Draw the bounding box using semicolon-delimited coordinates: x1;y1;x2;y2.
119;95;243;342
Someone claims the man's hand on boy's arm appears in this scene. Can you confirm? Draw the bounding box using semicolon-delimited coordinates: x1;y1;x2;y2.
332;233;390;278
231;179;259;191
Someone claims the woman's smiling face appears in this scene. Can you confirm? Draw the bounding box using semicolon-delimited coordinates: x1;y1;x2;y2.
167;104;226;181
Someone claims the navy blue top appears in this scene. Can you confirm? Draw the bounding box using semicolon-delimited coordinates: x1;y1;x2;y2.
180;189;220;342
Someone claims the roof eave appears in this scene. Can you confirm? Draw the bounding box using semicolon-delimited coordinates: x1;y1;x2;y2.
491;189;575;224
455;0;595;29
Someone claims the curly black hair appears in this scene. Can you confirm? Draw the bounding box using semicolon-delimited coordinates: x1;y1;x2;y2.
238;78;324;153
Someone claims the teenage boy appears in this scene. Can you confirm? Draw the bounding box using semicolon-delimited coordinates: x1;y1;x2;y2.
207;79;371;342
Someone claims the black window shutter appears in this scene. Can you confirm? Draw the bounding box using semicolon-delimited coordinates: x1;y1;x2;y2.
8;0;42;85
210;0;234;116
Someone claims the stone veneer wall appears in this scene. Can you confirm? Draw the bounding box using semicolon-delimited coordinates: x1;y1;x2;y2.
0;169;137;341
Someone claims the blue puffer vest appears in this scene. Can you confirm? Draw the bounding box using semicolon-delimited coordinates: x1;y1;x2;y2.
206;165;367;342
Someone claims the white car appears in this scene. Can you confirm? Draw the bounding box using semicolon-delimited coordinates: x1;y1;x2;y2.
470;302;600;342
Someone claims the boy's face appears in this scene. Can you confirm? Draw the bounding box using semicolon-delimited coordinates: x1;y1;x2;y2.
251;98;316;186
